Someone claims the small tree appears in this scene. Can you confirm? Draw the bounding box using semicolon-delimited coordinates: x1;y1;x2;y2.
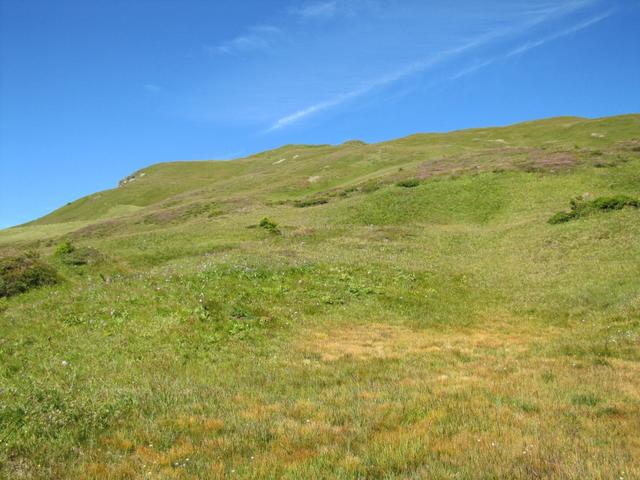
259;217;280;234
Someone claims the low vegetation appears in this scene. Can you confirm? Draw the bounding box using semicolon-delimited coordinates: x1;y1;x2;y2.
0;253;59;297
1;115;639;479
54;240;104;265
293;197;329;208
396;178;421;188
258;216;281;234
548;194;639;224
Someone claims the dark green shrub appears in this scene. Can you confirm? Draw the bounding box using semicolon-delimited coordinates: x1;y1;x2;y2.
591;195;638;210
549;195;639;224
548;211;577;225
0;254;59;297
339;186;359;197
55;241;103;266
294;197;329;208
396;178;420;188
62;248;103;266
55;241;75;255
569;197;589;215
259;217;280;234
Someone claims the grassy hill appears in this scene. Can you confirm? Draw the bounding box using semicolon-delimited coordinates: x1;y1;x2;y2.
1;114;640;479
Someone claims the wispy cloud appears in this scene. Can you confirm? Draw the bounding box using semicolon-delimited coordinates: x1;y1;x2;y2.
450;11;613;81
505;10;611;58
266;36;493;132
207;25;282;55
290;1;338;20
266;1;605;131
289;0;383;21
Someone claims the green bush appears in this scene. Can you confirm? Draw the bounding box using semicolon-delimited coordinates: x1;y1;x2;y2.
396;178;420;188
259;217;280;234
591;195;639;210
0;253;59;297
55;241;75;255
549;195;639;224
55;241;103;266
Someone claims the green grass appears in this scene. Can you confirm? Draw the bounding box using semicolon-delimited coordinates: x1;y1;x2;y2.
1;114;639;479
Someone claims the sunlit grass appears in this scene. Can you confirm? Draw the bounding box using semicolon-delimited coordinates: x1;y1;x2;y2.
1;115;639;479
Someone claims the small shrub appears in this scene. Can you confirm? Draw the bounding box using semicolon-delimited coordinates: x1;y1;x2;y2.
548;211;577;225
259;217;280;234
294;197;329;208
396;178;420;188
548;194;639;224
339;186;359;197
55;241;75;255
55;241;103;266
0;254;59;297
591;195;639;210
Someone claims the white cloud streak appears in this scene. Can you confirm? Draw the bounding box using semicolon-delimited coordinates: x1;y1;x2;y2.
266;1;605;132
450;11;612;80
291;1;339;20
505;11;611;57
266;36;493;132
208;25;282;55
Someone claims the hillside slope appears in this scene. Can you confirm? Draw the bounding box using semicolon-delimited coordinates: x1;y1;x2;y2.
1;114;640;479
28;114;640;228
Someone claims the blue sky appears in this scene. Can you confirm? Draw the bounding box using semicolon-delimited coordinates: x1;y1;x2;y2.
1;0;639;228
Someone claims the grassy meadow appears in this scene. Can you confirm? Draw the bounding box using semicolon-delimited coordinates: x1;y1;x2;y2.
1;115;639;479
